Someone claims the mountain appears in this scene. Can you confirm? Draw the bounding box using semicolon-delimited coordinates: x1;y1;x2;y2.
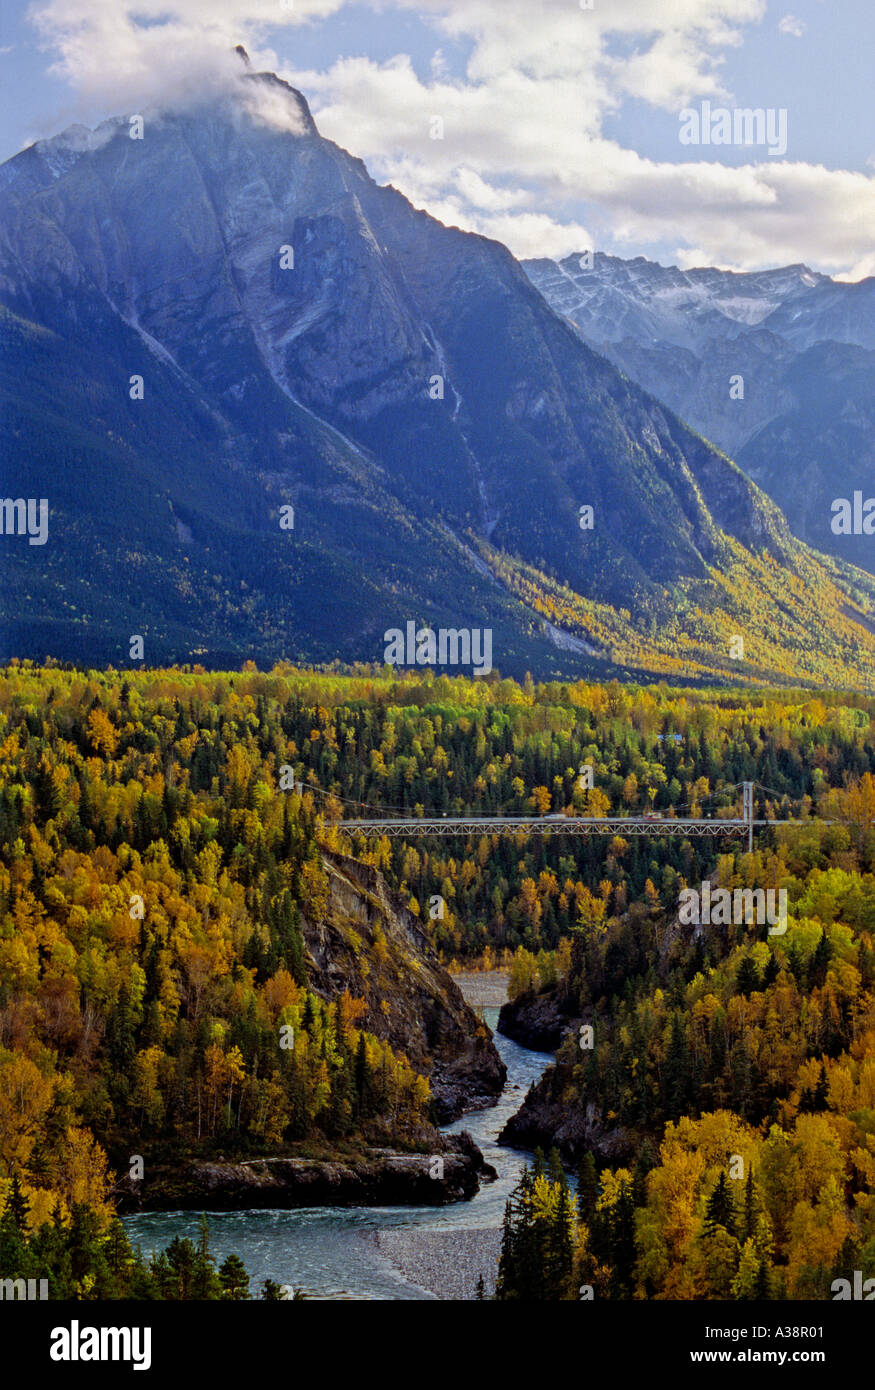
524;252;875;572
522;254;875;355
3;65;875;687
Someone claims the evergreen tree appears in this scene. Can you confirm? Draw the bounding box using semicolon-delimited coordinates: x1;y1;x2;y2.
809;930;832;988
577;1151;599;1222
762;952;780;989
496;1166;540;1300
754;1256;771;1300
704;1171;736;1238
633;1138;656;1209
736;955;761;998
605;1176;637;1298
261;1278;287;1301
742;1167;759;1242
663;1013;690;1119
354;1031;369;1113
219;1253;250;1300
0;1177;31;1281
546;1178;577;1299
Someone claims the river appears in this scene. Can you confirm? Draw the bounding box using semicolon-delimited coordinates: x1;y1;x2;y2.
122;977;554;1300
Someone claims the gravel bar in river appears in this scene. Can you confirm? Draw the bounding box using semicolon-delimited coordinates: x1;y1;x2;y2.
374;1226;502;1300
448;970;510;1012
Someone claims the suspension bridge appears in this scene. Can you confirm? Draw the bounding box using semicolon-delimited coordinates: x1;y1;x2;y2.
337;783;794;853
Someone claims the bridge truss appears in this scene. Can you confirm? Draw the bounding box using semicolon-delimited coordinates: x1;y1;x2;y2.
339;784;788;851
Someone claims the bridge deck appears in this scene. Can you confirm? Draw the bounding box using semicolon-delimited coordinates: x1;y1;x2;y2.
339;815;759;837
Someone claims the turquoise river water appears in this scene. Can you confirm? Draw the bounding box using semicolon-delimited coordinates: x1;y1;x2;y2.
122;1004;553;1300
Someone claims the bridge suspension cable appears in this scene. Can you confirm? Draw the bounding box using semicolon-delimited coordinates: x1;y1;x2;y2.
299;777;817;842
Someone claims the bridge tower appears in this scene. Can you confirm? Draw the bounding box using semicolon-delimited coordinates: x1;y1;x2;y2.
742;781;755;854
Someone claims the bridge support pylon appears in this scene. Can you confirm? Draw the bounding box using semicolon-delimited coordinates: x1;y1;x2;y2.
742;781;754;855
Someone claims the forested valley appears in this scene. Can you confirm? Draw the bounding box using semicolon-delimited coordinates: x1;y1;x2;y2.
1;660;874;1298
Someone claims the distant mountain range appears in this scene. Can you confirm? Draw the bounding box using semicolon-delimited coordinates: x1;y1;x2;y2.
524;253;875;572
2;64;875;687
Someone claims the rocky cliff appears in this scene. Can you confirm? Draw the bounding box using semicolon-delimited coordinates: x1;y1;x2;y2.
305;851;506;1122
498;1060;636;1167
115;849;506;1211
497;988;570;1052
496;989;635;1164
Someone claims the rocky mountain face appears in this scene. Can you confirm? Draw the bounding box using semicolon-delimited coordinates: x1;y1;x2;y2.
310;852;506;1122
525;252;875;572
523;254;875;355
2;66;875;682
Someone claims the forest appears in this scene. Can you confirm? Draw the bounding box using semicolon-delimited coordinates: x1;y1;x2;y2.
1;659;874;1298
497;790;875;1299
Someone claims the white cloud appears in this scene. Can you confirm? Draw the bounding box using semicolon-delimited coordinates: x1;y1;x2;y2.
778;14;807;38
24;0;874;278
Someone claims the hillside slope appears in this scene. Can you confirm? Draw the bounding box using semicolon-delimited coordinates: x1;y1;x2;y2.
2;67;875;685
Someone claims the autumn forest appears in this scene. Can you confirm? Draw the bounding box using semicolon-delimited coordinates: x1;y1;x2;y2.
1;661;874;1301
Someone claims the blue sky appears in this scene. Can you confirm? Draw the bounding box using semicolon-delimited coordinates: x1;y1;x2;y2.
2;0;873;276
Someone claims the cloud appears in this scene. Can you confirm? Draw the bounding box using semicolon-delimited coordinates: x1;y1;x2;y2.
23;1;769;142
778;14;807;38
285;42;875;275
24;0;874;277
28;1;267;115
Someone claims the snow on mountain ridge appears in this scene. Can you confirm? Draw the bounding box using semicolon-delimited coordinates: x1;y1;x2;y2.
524;251;863;352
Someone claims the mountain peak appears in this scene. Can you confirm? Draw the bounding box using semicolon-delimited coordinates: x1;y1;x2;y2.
229;44;317;136
4;85;874;687
241;68;319;137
